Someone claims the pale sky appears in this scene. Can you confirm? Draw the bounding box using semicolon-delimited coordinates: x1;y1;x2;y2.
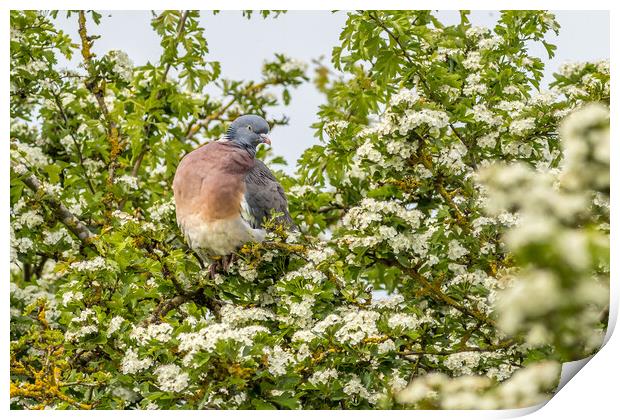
53;11;610;174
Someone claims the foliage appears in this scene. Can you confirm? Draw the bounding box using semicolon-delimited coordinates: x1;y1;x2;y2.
10;10;609;410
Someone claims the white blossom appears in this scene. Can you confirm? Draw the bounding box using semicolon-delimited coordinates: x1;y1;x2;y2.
388;313;421;330
280;56;307;73
462;52;482;70
343;375;380;404
391;88;420;106
116;175;139;190
509;118;536;136
70;256;112;273
265;345;295;376
154;364;189;392
334;310;380;345
106;50;134;82
61;291;83;306
107;316;125;336
447;240;469;260
130;323;173;345
309;368;339;386
121;348;153;374
398;108;450;135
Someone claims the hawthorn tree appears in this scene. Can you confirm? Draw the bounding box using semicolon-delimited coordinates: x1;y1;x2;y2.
10;10;609;410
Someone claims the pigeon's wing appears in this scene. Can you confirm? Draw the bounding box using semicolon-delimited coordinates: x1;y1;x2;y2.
242;159;294;229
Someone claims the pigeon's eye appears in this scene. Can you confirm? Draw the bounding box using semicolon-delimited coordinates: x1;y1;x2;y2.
247;125;253;131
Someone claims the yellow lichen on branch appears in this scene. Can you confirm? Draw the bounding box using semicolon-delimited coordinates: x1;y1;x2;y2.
10;302;94;410
77;11;123;202
10;378;93;410
77;12;93;66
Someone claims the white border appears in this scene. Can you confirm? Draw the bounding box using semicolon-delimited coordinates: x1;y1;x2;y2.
0;1;616;11
2;1;617;418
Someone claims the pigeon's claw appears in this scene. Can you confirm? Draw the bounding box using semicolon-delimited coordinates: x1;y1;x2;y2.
208;261;220;279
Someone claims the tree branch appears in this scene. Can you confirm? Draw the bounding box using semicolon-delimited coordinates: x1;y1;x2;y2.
184;80;274;141
129;10;191;180
14;166;94;245
406;265;497;328
78;11;122;191
144;295;189;325
374;256;497;329
369;12;481;173
142;255;223;325
162;11;190;81
399;339;515;357
143;288;223;325
449;123;477;170
50;91;96;194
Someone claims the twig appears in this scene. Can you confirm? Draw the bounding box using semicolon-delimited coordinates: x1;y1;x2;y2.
143;288;223;325
143;258;223;325
407;265;496;328
184;80;272;141
409;132;470;230
15;166;94;245
144;295;189;325
162;11;190;80
77;11;122;191
129;10;191;180
367;12;433;94
399;339;515;357
368;12;416;67
449;123;478;170
50;91;96;194
458;320;483;349
369;12;481;174
375;256;497;328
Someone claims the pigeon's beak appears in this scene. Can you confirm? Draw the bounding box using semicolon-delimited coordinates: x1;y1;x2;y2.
260;134;271;145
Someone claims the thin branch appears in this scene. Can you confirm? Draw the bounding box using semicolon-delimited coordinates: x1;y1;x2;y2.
369;12;481;173
144;295;189;325
410;134;470;230
162;11;190;81
399;339;516;357
143;255;223;325
128;10;191;181
368;12;415;67
184;96;237;140
78;11;122;190
375;256;497;329
458;320;484;349
407;265;497;328
368;12;434;94
59;381;102;388
143;288;223;325
449;123;477;170
316;202;348;214
129;149;147;180
184;80;272;141
14;166;94;245
50;91;96;194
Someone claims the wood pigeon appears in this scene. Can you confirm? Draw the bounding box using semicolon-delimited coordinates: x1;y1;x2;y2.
172;114;293;275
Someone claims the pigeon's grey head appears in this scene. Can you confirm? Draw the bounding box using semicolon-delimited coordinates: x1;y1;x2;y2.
225;114;271;153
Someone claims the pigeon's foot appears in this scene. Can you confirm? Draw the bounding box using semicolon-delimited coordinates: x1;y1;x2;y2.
208;260;221;279
222;254;237;272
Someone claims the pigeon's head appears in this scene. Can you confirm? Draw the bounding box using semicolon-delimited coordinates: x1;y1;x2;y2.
226;114;271;153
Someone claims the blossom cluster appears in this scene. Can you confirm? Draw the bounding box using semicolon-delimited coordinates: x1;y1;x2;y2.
397;361;561;409
479;103;609;357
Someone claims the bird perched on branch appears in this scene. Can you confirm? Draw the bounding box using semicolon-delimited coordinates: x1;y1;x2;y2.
173;114;294;277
